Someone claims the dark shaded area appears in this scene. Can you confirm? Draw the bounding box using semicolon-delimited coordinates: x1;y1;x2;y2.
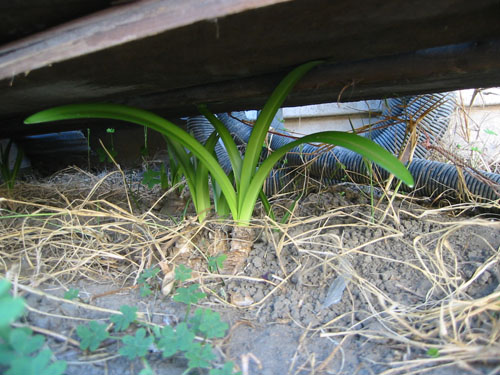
0;0;112;45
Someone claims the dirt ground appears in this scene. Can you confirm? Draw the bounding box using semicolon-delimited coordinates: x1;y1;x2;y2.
1;169;499;375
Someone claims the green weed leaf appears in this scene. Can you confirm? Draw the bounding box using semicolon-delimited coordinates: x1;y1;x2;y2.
185;342;215;369
159;164;170;190
174;264;192;282
119;328;153;360
484;128;498;136
156;322;195;358
427;347;440;358
63;288;79;300
138;267;160;284
209;361;242;375
9;328;44;355
189;308;228;339
139;360;154;375
110;305;137;332
142;169;161;188
173;284;206;305
208;254;227;273
140;285;153;297
0;280;25;327
6;349;66;375
76;321;109;351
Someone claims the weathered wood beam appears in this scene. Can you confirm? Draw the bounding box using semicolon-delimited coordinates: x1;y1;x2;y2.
0;0;292;80
5;38;500;138
121;38;500;115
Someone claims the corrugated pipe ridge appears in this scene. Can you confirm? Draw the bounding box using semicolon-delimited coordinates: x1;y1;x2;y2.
187;94;500;202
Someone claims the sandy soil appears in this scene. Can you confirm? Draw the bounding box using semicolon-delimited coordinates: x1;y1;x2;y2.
1;171;499;375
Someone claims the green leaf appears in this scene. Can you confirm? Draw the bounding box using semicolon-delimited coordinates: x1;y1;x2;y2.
9;328;44;355
140;285;153;297
110;305;137;332
63;288;80;300
97;148;107;163
238;130;415;222
173;284;206;305
142;169;161;188
24;62;413;225
197;106;243;185
259;189;276;222
138;267;160;284
0;280;25;327
484;128;498;136
0;342;14;366
185;342;215;369
140;145;149;157
159;164;170;190
25;104;238;217
209;362;242;375
76;321;109;351
194;131;220;221
119;328;153;360
139;361;154;375
156;322;195;358
427;347;440;358
0;278;11;296
174;264;192;282
163;136;199;216
0;297;25;327
6;349;67;375
189;308;228;339
208;254;227;273
238;61;322;214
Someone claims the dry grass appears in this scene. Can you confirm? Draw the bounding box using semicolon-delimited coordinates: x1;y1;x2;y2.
1;165;499;375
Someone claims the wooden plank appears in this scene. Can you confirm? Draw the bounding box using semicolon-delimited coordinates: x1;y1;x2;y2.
0;0;292;80
1;0;500;137
0;0;111;45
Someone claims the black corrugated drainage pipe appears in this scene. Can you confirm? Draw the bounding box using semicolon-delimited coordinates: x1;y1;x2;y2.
187;93;500;202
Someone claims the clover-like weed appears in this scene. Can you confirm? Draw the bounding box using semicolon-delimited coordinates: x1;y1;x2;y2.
0;279;67;375
110;305;138;332
76;321;110;351
70;266;239;374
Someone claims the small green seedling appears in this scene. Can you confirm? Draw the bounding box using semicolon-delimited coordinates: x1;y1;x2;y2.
137;266;161;297
63;288;80;300
208;254;227;273
484;128;498;136
97;127;118;162
175;264;192;282
426;347;440;358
